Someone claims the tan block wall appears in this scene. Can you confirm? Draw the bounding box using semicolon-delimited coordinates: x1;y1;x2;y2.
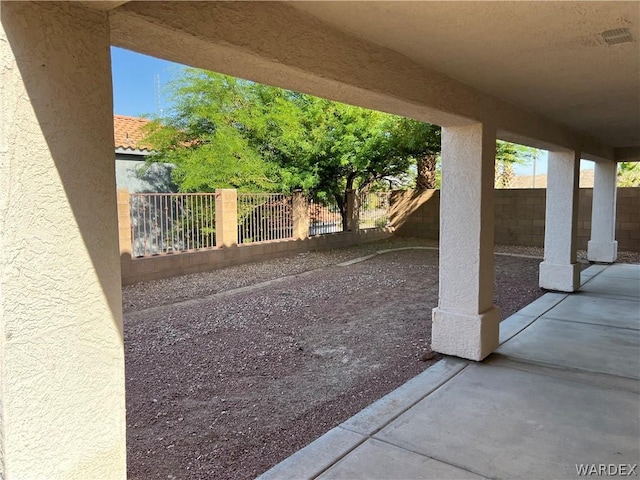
120;229;392;285
392;188;640;252
390;190;441;240
117;188;132;256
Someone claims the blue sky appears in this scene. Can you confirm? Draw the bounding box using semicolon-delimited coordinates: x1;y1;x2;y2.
111;47;184;118
111;46;598;176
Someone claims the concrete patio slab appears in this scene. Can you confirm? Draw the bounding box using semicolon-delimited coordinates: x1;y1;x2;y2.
542;293;640;330
259;264;640;480
512;292;567;317
579;274;640;299
339;357;468;436
375;363;640;480
499;313;537;344
318;439;487;480
580;264;608;279
484;354;640;393
496;317;640;378
257;427;365;480
598;263;640;280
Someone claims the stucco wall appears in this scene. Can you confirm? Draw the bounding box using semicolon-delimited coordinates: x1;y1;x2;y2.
1;3;126;478
391;188;640;252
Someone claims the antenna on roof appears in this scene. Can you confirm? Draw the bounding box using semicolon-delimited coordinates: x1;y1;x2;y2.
154;74;163;118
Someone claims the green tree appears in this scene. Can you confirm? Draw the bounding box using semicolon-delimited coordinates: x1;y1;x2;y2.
144;69;416;229
618;162;640;187
495;140;535;188
284;98;414;226
389;119;441;190
143;70;291;192
144;68;537;232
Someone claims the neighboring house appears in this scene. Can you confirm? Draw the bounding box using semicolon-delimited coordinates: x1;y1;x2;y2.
114;114;176;193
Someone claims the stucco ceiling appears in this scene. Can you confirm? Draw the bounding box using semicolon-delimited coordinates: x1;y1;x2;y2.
289;1;639;148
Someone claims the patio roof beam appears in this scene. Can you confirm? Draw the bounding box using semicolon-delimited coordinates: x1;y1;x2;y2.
108;1;614;160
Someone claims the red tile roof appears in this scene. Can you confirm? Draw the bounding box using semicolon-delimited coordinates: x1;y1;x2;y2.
114;115;153;151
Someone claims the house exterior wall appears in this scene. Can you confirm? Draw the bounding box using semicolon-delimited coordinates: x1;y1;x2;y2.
392;188;640;252
115;154;175;193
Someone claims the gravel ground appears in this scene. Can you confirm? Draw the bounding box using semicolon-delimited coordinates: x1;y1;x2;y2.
123;238;639;479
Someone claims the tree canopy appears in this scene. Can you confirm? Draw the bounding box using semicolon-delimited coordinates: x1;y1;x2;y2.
143;70;416;195
495;140;536;188
618;162;640;187
143;68;536;224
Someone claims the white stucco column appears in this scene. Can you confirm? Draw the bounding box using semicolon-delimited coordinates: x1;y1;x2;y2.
587;161;618;263
1;3;126;479
432;123;500;361
539;150;581;292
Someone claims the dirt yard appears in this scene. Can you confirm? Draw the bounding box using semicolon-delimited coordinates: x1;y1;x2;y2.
122;238;628;479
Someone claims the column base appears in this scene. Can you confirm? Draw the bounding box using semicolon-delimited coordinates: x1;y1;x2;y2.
587;240;618;263
539;261;580;292
431;306;500;361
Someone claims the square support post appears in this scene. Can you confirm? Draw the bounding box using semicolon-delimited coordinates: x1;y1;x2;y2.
215;189;239;247
292;191;309;240
432;123;500;361
1;3;126;478
587;161;618;263
539;150;581;291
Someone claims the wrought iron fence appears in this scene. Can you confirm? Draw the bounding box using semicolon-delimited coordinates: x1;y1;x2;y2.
128;190;385;256
358;191;391;229
130;193;216;257
308;196;343;235
237;193;293;244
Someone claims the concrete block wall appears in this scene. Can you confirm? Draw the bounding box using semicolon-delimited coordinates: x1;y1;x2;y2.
389;190;440;240
119;229;391;285
609;187;640;252
392;188;640;252
117;188;132;256
493;189;548;247
117;189;391;284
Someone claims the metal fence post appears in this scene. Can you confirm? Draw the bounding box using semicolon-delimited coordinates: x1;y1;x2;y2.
292;190;309;240
215;189;238;247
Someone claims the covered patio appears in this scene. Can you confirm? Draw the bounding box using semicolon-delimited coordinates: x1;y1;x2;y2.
1;2;638;478
260;263;640;479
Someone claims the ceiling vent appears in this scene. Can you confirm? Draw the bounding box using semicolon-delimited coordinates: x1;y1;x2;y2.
599;28;634;46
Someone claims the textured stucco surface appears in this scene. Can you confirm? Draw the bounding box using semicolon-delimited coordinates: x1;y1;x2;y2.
291;2;640;148
432;124;499;360
539;151;582;292
588;161;618;262
1;2;126;478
